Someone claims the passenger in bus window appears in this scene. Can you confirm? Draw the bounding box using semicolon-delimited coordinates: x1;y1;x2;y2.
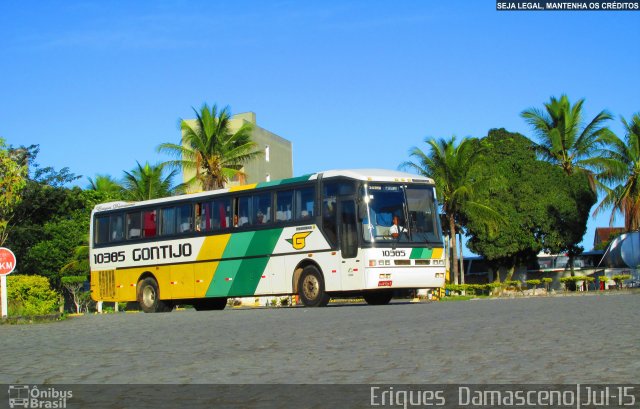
256;210;265;224
233;214;239;228
195;203;202;232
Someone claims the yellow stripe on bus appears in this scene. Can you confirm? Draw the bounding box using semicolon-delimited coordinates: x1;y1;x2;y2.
197;234;231;261
229;183;257;192
431;247;443;259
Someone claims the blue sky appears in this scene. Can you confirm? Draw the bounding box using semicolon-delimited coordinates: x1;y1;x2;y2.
1;1;638;253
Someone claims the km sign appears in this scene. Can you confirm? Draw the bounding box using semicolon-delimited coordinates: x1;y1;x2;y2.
0;247;16;275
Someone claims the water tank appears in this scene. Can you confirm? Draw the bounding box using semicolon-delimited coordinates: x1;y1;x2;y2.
605;231;640;268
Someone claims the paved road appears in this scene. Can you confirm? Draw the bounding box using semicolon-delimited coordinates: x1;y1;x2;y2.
2;294;639;384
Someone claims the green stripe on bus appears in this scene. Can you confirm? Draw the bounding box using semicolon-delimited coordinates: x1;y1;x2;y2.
228;257;270;296
207;228;284;297
255;174;313;189
221;231;255;258
228;228;283;295
206;259;243;297
244;228;283;256
410;248;433;259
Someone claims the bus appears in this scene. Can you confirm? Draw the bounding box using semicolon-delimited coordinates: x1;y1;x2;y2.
89;169;446;312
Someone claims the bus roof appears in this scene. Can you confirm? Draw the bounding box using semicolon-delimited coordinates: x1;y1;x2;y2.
92;168;435;212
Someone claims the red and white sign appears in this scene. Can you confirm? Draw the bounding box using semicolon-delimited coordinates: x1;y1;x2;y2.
0;247;16;276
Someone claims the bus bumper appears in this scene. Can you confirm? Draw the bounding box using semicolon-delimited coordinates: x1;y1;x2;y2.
364;267;445;290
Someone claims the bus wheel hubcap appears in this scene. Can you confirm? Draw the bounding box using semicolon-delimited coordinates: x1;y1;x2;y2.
303;275;319;300
143;286;156;306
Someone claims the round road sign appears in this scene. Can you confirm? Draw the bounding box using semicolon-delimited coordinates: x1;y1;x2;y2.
0;247;17;276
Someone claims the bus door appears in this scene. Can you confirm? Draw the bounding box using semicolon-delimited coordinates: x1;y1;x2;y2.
338;199;362;290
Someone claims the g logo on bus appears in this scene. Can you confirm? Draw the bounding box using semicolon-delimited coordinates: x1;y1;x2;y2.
286;231;312;250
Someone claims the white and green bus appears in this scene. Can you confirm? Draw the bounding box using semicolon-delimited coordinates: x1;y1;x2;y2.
90;169;446;312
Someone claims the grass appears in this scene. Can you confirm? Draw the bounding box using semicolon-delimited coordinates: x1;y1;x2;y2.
440;295;493;302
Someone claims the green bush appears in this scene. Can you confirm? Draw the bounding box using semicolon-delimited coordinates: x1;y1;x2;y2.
541;277;553;291
445;283;498;296
612;274;632;289
503;280;522;290
6;275;60;316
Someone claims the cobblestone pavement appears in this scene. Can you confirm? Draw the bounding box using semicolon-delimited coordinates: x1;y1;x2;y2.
2;293;638;384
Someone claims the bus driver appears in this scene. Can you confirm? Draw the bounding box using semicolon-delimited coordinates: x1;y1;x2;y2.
388;215;407;239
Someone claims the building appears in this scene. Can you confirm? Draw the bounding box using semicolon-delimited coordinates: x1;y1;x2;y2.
182;112;293;192
593;227;625;249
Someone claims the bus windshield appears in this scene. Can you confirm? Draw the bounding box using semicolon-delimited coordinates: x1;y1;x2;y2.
362;184;442;244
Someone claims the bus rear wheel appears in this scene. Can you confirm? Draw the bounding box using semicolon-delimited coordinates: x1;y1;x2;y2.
298;265;330;307
137;277;173;313
363;290;393;305
193;298;227;311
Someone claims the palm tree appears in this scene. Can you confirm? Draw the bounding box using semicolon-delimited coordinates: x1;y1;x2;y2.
402;137;499;285
158;103;262;191
593;113;640;231
122;162;178;201
521;94;614;189
87;174;123;198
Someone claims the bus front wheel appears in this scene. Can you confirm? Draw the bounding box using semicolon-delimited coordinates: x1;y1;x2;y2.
137;277;173;313
363;290;393;305
298;265;330;307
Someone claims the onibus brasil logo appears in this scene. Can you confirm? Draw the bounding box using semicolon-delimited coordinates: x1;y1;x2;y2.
286;231;312;250
8;385;72;408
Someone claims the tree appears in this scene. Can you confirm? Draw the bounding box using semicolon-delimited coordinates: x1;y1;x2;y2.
465;130;548;281
0;138;27;246
121;161;179;201
521;95;604;272
593;113;640;231
402;136;499;284
87;174;124;200
158;103;262;191
521;94;614;187
61;275;87;314
465;129;596;283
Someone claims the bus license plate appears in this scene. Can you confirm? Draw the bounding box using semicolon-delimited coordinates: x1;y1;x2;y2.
378;280;393;287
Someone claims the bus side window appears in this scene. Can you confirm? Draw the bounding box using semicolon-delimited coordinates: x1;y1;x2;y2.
212;198;230;229
177;204;193;233
237;196;251;227
95;216;110;244
110;214;124;241
195;202;210;232
142;210;157;237
276;190;293;222
295;187;315;220
126;212;142;239
253;192;271;225
160;207;176;236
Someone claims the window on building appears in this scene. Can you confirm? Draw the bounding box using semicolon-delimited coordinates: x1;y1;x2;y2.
265;145;270;162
